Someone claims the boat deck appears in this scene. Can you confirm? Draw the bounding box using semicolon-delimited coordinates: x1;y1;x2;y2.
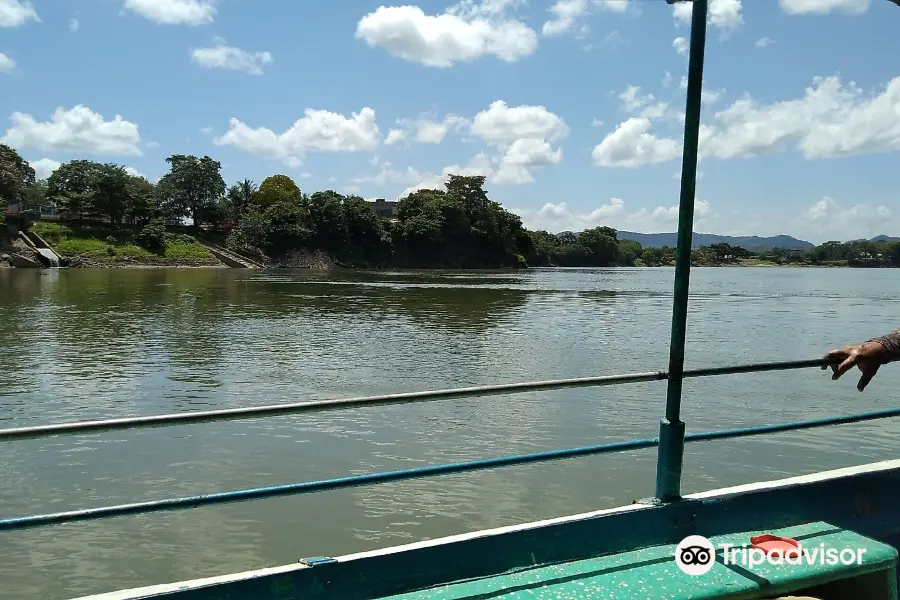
378;521;897;600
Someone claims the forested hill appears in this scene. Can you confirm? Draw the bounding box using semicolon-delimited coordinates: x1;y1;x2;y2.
610;232;815;250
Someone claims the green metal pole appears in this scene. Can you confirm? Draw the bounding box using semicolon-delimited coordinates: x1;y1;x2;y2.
655;0;708;503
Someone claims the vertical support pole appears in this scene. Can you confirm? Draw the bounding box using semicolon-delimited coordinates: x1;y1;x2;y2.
655;0;708;503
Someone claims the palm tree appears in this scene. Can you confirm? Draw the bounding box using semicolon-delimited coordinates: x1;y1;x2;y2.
226;179;257;221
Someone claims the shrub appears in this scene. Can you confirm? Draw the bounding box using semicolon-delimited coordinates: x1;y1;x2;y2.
136;219;167;251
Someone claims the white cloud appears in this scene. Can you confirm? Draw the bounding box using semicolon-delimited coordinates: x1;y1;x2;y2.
779;0;869;15
191;38;272;75
700;75;900;160
122;0;216;25
212;107;381;168
355;0;537;67
755;37;774;48
796;196;897;242
388;114;470;144
124;166;146;178
399;152;495;197
385;128;406;145
673;0;743;32
471;100;568;144
30;158;60;180
673;36;688;56
510;197;713;233
0;52;15;73
470;100;569;183
542;0;588;36
541;0;629;37
1;105;142;155
592;118;681;167
618;85;670;118
0;0;38;27
352;161;426;187
69;18;79;32
494;138;562;184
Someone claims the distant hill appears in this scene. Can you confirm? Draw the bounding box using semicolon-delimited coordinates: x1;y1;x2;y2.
868;235;900;243
614;231;815;250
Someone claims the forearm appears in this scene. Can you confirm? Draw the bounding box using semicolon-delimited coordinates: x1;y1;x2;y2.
868;329;900;363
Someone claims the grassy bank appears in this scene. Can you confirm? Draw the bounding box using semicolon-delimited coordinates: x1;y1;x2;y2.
31;222;221;267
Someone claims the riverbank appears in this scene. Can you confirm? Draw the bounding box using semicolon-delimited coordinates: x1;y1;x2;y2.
24;222;222;268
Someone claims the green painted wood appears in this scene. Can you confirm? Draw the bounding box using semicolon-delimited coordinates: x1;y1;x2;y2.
377;522;898;600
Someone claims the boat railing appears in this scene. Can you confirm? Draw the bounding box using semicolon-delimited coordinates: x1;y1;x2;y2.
4;0;900;552
1;356;900;533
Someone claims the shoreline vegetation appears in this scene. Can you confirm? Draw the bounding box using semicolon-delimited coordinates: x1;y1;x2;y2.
2;144;899;270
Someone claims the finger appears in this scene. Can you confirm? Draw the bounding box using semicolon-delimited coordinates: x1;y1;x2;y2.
832;355;857;380
822;349;846;370
858;365;880;392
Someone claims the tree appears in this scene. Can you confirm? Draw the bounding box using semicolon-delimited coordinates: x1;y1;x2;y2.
125;175;157;225
47;160;103;220
307;190;348;252
226;179;257;220
156;154;225;229
445;174;489;221
0;144;35;208
255;174;301;209
577;226;619;266
91;164;132;225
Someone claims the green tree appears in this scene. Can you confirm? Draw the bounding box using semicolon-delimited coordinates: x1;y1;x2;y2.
307;190;348;252
47;160;103;219
226;179;257;220
617;239;643;266
0;144;35;211
577;226;619;266
125;175;157;225
91;164;132;225
156;154;225;229
255;174;301;209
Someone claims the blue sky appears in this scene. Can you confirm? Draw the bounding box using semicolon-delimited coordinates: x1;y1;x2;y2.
1;0;898;242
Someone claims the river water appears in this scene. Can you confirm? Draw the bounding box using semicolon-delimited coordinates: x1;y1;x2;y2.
0;267;898;599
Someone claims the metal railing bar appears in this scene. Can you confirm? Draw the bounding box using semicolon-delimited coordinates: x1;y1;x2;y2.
2;404;895;533
0;358;836;442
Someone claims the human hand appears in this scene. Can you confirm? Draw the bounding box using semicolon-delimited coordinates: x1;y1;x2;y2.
822;341;890;392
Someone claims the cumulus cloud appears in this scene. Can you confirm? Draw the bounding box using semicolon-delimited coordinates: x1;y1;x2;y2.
0;52;15;73
0;0;38;27
699;75;900;160
673;36;688;56
594;74;900;167
797;196;897;241
755;37;774;48
510;197;713;233
592;117;680;167
541;0;629;37
30;158;61;180
122;0;216;25
212;107;381;168
355;0;537;67
1;105;142;155
673;0;743;33
398;153;495;197
191;37;273;75
470;100;569;184
386;113;470;145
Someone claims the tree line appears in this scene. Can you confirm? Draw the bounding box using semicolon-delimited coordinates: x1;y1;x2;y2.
2;143;898;268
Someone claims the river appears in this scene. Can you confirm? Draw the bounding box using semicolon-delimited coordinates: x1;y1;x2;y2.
0;267;898;599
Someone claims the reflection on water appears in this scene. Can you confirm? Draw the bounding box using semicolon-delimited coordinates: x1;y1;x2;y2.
0;267;899;599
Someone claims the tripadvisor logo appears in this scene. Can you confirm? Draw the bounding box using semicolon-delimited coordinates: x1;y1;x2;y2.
675;535;716;575
674;535;868;576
